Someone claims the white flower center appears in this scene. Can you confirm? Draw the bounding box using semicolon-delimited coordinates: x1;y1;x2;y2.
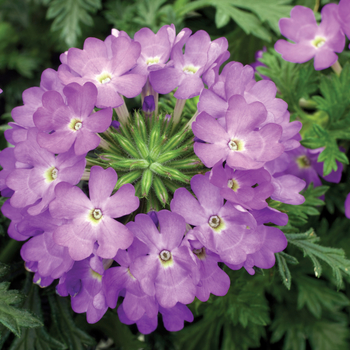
228;140;238;151
51;168;58;180
92;208;103;220
208;215;220;228
146;57;160;65
97;72;112;84
312;37;326;48
74;122;82;130
159;249;171;261
183;65;198;75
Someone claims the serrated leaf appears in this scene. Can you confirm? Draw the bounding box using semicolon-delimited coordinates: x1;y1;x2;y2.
296;275;349;319
215;7;230;28
285;229;350;288
8;280;65;349
269;183;328;228
0;282;42;338
45;0;101;47
91;310;143;350
48;295;95;350
276;253;292;290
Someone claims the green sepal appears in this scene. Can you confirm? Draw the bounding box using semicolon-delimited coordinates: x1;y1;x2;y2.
134;112;147;141
153;176;169;206
132;131;149;159
156;149;183;164
162;130;191;154
162;178;180;193
168;157;203;169
113;133;140;159
149;122;161;151
150;163;191;183
141;169;153;197
109;159;149;171
114;171;143;190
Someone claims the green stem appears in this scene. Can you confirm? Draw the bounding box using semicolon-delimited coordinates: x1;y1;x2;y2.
0;239;23;264
299;98;317;109
331;61;342;77
313;0;320;12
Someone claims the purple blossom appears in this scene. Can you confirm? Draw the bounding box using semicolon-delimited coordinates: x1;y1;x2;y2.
184;232;230;301
142;95;155;115
6;128;86;215
103;238;158;322
338;0;350;43
209;162;274;210
275;145;343;187
274;5;345;70
57;252;108;323
50;166;139;260
34;82;112;155
345;193;350;219
58;36;147;108
171;173;263;266
227;225;287;275
127;210;197;308
193;95;284;170
0;148;17;196
21;230;74;280
149;31;228;99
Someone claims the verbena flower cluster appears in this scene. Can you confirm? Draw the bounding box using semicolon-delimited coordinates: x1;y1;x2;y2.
0;17;345;333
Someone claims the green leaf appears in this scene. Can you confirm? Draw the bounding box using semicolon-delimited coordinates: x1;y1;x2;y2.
285;229;350;288
215;7;230;28
91;310;143;350
269;183;328;228
8;281;66;349
0;282;42;338
48;295;95;350
46;0;101;47
295;275;349;319
276;253;293;290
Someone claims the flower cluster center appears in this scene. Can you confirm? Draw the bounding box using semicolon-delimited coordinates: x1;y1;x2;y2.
208;215;220;228
146;57;160;65
97;72;112;84
44;166;59;182
312;37;326;48
227;178;239;192
296;155;311;168
159;249;171;261
228;140;238;151
183;65;198;74
92;208;103;220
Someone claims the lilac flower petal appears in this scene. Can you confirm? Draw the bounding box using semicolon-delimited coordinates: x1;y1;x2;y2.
160;303;194;332
157;210;186;251
274;40;316;63
170;188;207;226
174;75;204;99
89;166;117;205
313;49;338;70
149;68;183;94
190;173;223;214
37;130;76;154
194;142;228;169
345;193;350;219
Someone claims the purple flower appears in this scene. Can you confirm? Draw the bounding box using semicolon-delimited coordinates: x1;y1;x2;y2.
184;232;230;302
142;95;155;116
34;82;112;155
192;95;284;170
127;211;197;308
103;238;158;322
0;148;17;196
149;31;228;99
171;173;262;265
345;193;350;219
209;162;274;210
21;230;74;280
58;36;147;108
275;145;343;187
227;225;287;275
274;5;345;70
338;0;350;43
6;128;86;215
50;166;139;260
57;252;108;323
